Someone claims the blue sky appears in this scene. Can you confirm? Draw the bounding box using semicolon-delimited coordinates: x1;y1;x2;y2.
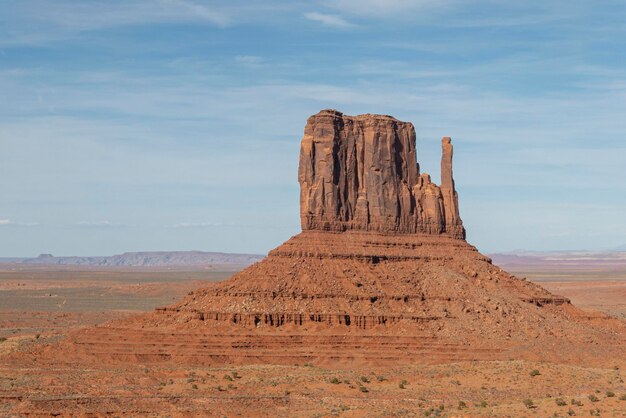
1;0;625;256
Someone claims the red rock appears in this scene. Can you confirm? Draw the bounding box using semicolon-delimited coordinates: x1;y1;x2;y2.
20;109;626;369
299;110;464;238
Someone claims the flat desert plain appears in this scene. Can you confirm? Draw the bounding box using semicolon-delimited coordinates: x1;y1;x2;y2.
1;261;625;417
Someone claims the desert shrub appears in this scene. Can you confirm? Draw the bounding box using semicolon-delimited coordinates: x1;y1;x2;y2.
555;398;567;406
438;404;444;410
360;376;370;383
192;384;198;390
605;391;615;397
529;369;540;377
523;399;534;409
217;385;225;391
567;409;575;416
227;383;235;389
399;379;408;389
589;408;600;416
376;375;386;382
0;337;6;343
330;377;341;384
571;399;583;406
451;379;461;385
457;401;467;410
231;371;241;379
620;394;626;400
223;374;233;381
588;394;599;403
478;400;488;408
359;386;369;393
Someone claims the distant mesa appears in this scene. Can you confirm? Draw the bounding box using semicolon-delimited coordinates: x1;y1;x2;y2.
27;109;625;368
0;251;264;268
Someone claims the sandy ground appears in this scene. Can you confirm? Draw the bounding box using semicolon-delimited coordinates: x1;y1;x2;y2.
1;264;625;416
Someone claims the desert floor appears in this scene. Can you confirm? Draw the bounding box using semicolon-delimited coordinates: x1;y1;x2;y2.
1;264;625;417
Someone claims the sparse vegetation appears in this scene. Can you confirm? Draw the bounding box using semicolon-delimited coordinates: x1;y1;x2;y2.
223;374;233;381
523;399;535;409
330;377;341;384
376;375;386;382
555;398;567;406
399;379;408;389
571;399;583;406
588;394;599;403
0;337;6;343
192;384;198;390
478;400;487;408
360;376;370;383
605;391;615;397
529;369;540;377
619;394;626;401
359;386;369;393
457;401;467;410
451;379;461;385
567;409;575;416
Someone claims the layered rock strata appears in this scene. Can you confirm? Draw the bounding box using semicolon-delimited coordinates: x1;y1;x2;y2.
299;110;465;238
22;109;625;368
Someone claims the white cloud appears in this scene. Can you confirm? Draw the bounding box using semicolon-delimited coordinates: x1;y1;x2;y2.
0;219;39;227
324;0;450;17
234;55;265;68
76;220;133;228
0;0;231;46
167;222;225;228
303;12;355;28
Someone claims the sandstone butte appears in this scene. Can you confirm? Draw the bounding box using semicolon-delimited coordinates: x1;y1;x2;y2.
22;110;626;367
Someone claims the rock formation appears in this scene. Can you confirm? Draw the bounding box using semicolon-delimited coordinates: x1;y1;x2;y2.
26;109;625;368
299;110;465;238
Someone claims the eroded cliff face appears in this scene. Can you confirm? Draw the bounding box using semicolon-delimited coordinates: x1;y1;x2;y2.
299;109;465;239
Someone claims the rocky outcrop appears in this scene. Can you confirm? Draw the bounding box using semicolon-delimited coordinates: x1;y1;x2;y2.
299;109;465;239
29;108;625;372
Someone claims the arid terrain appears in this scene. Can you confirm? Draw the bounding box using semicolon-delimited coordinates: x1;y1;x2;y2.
1;261;625;416
2;111;625;417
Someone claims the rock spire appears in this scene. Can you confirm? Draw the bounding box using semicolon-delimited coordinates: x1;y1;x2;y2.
299;109;465;238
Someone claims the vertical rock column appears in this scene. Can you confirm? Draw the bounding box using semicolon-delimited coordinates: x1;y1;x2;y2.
440;137;465;239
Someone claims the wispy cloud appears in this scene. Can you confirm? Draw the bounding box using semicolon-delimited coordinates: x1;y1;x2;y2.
324;0;451;18
76;220;134;228
0;0;231;46
303;12;355;29
167;222;226;228
234;55;265;69
0;219;39;227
